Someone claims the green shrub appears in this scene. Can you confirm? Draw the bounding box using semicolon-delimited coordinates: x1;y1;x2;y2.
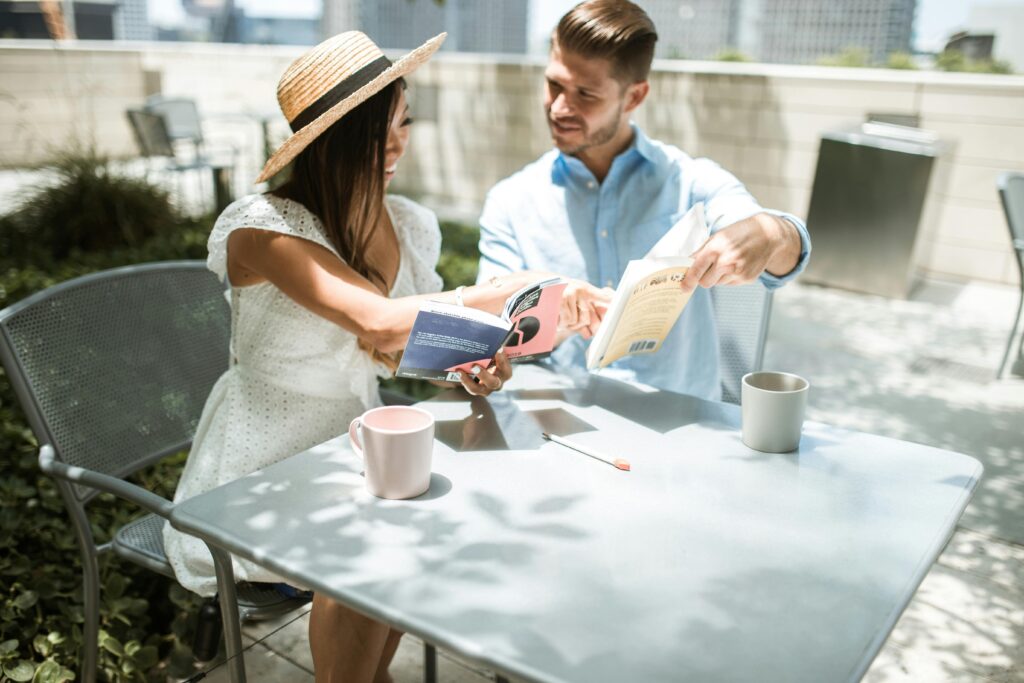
886;51;918;70
437;220;481;290
0;152;193;264
714;49;750;63
817;47;871;68
935;49;1013;74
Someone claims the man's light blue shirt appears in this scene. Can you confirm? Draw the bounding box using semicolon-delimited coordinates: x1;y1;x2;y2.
477;124;810;400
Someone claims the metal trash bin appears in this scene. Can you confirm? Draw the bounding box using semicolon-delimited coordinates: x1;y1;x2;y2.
801;122;946;299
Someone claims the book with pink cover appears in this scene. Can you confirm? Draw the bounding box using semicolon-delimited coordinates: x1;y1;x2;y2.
396;278;567;382
502;278;567;362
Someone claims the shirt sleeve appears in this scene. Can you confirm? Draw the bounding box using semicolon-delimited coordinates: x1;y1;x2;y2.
476;184;528;284
691;159;811;290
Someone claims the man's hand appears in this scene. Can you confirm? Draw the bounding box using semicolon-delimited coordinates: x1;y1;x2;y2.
681;213;802;293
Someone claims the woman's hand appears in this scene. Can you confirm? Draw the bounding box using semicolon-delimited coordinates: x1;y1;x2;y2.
457;349;513;397
559;279;614;340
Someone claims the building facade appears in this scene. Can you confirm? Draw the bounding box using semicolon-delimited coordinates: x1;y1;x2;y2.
322;0;528;54
114;0;153;41
757;0;915;65
637;0;915;65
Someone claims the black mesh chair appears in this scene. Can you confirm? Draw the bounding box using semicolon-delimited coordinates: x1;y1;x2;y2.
710;282;774;404
0;262;308;683
997;172;1024;379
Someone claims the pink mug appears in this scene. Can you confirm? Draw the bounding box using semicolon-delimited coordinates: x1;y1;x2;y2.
348;405;435;499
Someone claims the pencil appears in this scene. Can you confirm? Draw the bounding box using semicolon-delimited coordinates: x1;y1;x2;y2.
542;432;631;471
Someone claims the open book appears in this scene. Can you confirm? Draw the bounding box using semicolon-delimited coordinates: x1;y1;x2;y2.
397;277;566;381
585;204;710;370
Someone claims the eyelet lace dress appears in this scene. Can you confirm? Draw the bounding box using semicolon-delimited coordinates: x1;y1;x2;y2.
164;193;443;596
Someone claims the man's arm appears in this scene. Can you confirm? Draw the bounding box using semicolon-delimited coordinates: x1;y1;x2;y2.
682;212;805;292
477;187;528;283
680;160;810;292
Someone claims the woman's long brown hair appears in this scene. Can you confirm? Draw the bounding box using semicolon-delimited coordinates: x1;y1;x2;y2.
271;80;403;370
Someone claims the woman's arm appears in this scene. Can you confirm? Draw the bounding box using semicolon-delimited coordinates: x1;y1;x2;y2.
228;228;580;353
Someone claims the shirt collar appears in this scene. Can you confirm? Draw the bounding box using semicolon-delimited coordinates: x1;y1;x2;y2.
553;122;656;185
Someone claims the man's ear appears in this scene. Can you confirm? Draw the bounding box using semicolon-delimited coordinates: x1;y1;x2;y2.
623;80;650;113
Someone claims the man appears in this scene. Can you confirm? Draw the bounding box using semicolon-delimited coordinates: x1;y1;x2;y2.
476;0;811;401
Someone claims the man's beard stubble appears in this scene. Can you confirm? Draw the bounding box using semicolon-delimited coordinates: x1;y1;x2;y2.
547;106;622;157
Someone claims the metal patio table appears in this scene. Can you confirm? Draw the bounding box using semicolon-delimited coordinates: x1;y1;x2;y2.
170;365;982;683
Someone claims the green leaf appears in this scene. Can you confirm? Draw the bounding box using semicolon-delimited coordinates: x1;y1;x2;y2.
3;659;35;682
105;572;127;600
12;590;38;611
99;633;124;657
134;644;158;669
124;640;141;657
32;634;51;657
31;659;63;683
0;639;18;655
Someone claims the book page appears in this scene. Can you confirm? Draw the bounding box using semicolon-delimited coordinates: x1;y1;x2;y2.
590;262;693;369
645;203;709;260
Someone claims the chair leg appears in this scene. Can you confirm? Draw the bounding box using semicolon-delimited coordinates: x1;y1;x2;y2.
424;643;437;683
997;291;1024;379
57;481;99;683
208;544;247;683
80;546;100;683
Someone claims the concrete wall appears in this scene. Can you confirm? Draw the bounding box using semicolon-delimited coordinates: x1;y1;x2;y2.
1;40;1022;287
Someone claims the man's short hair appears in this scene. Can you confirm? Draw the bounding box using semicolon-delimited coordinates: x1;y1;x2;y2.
553;0;658;84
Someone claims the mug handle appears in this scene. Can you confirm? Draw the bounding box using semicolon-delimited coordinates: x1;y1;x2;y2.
348;418;364;459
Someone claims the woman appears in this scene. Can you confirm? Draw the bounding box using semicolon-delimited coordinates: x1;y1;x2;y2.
163;30;609;682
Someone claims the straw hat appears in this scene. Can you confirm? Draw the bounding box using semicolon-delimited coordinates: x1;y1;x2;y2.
256;31;446;183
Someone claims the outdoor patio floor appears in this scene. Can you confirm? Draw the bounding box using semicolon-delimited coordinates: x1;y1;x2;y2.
195;277;1024;683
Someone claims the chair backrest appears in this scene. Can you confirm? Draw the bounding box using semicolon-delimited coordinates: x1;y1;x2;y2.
145;96;204;146
999;172;1024;252
126;109;176;158
710;283;773;404
0;262;230;501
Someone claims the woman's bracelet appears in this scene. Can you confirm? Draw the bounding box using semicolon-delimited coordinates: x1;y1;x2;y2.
454;285;466;306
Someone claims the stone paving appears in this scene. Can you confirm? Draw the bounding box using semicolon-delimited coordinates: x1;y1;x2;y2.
197;278;1024;683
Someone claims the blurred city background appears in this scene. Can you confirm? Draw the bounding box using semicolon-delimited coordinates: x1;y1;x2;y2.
0;2;1022;682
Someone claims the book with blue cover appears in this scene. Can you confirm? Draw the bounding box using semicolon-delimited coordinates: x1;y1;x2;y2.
397;278;566;382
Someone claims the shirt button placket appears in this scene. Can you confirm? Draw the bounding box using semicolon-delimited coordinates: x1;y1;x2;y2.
595;180;617;289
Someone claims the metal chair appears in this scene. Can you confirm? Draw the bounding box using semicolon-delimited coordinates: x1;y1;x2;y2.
126;108;177;159
125;108;235;213
0;261;309;683
997;172;1024;379
710;282;774;404
144;96;206;163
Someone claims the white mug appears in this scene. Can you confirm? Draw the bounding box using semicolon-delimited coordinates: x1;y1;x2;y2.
741;371;809;453
348;405;435;499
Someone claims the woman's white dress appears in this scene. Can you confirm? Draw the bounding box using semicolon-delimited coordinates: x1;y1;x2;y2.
163;193;443;596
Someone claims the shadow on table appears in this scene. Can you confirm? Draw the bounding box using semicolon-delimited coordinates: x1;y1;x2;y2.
434;395;597;452
510;371;736;434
